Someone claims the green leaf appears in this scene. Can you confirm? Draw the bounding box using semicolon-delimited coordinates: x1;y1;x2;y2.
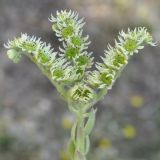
71;121;77;142
84;109;97;136
84;136;90;155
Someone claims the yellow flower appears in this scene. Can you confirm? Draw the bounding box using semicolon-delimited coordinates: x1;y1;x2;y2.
98;138;112;149
130;95;144;108
61;116;73;130
123;124;136;139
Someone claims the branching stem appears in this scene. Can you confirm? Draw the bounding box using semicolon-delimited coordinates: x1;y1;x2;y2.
4;10;156;160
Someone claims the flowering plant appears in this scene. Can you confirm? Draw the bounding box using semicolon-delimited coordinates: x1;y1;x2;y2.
4;10;155;160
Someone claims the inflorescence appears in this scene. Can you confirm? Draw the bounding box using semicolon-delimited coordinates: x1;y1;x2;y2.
4;10;156;104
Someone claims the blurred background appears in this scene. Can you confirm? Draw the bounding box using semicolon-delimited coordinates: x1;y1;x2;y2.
0;0;160;160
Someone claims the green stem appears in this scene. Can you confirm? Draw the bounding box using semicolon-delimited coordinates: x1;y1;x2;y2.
68;103;96;160
27;55;68;100
68;106;87;160
75;111;86;160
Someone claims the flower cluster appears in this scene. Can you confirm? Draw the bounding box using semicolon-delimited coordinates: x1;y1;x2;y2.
4;11;155;104
49;10;93;71
5;33;57;65
88;27;156;89
5;34;77;83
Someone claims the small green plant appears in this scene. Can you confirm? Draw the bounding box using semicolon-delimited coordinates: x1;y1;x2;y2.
4;10;156;160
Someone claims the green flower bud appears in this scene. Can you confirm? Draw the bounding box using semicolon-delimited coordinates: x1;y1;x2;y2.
62;26;74;38
70;84;95;103
124;39;137;53
7;49;22;63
